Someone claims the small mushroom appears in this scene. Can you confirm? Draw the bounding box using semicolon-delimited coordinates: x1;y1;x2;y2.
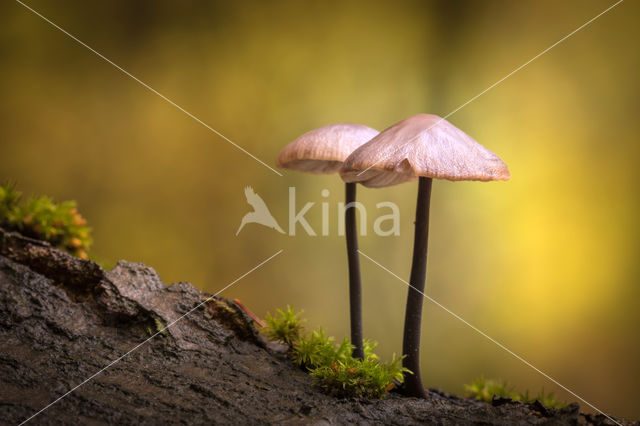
277;123;379;359
341;113;509;398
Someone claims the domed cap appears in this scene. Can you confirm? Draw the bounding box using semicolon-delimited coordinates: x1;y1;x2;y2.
277;123;379;174
340;114;510;188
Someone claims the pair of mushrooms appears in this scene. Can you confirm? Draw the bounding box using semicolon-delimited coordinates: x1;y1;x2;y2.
277;114;510;398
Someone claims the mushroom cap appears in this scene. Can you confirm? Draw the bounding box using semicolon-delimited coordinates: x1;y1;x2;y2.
277;123;379;174
340;114;510;188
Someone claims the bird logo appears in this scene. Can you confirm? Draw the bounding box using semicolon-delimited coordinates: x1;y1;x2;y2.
236;186;285;235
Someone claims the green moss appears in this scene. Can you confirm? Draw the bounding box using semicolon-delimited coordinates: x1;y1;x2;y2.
464;377;566;408
307;339;407;399
0;183;21;220
145;316;168;337
0;182;92;258
154;317;168;336
262;305;409;399
263;305;304;346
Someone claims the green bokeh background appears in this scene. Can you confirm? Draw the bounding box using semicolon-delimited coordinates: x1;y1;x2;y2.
1;0;639;418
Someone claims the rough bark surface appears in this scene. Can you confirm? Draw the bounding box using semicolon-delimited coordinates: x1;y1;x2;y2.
0;228;635;425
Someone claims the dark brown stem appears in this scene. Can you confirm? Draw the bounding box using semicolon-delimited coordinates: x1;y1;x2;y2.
345;182;364;359
401;176;432;398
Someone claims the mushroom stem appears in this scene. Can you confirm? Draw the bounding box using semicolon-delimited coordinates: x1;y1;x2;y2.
345;182;365;359
401;176;432;398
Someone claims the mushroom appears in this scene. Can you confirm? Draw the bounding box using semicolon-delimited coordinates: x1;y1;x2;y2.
277;123;379;359
341;113;509;398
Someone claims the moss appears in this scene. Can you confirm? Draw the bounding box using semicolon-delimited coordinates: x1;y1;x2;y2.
154;317;168;336
144;316;168;337
0;182;92;258
305;338;407;399
464;376;566;408
263;305;304;346
262;305;409;399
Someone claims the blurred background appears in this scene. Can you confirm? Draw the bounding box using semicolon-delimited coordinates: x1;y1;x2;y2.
1;0;638;418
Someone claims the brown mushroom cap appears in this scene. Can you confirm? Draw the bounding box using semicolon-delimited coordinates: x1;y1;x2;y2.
340;114;510;188
277;123;379;174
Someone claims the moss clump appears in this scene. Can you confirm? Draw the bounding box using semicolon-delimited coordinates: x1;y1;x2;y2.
262;305;409;399
144;316;169;337
154;316;168;336
303;336;407;399
0;182;92;259
263;305;305;346
464;376;566;408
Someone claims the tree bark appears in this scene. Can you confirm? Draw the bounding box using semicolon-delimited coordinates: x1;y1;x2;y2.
0;227;622;425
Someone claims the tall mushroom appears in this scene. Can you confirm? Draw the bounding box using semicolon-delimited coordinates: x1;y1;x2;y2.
341;113;509;398
277;123;379;359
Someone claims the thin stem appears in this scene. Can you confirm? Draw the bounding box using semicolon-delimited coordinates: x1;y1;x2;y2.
401;176;432;398
345;182;364;359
